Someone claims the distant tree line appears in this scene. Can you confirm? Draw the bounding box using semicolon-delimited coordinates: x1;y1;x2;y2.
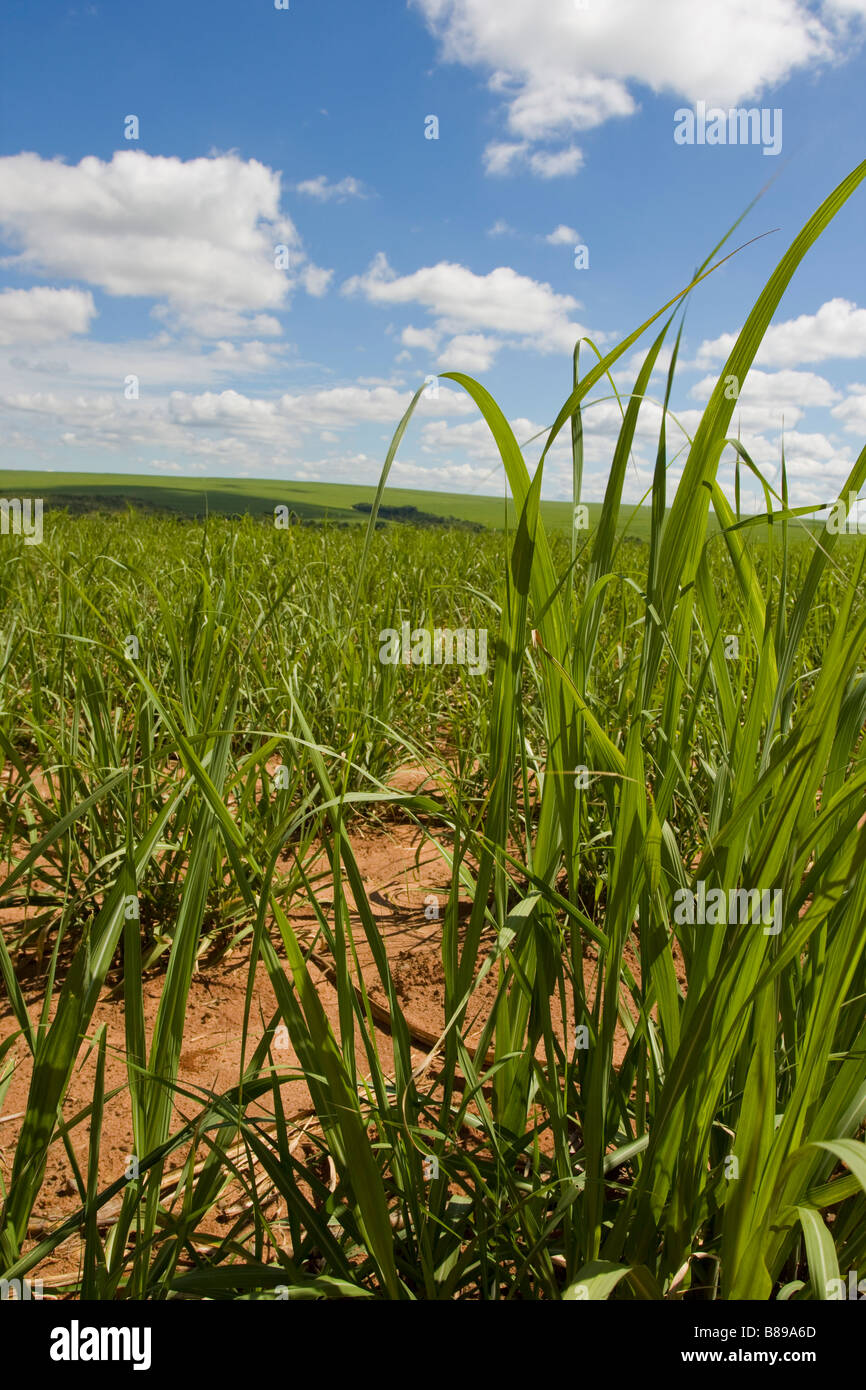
352;502;484;532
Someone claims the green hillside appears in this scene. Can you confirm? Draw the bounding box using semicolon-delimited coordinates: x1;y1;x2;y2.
0;470;656;539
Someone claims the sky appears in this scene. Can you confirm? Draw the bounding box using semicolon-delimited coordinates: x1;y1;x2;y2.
1;0;865;511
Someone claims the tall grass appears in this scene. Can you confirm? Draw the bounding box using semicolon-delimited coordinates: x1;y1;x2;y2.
1;161;866;1299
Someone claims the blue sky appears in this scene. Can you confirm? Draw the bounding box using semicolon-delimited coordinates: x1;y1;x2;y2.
1;0;865;510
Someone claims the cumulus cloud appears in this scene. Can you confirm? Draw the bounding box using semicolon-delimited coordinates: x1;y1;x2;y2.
2;390;124;425
0;376;478;477
295;452;505;492
436;332;501;372
484;141;583;178
416;406;673;501
528;146;584;178
719;428;856;503
420;415;547;461
150;459;208;474
0;151;330;337
689;367;841;434
0;328;288;395
299;264;334;297
504;70;636;142
691;367;840;408
624;345;674;379
545;224;579;246
151;305;284;339
167;382;474;432
401;324;441;352
696;299;866;368
831;383;866;434
342;251;596;354
0;287;96;346
413;0;866;173
483;141;529;176
294;174;368;201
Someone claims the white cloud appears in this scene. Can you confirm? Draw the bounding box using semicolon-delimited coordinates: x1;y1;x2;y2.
151;459;208;474
528;146;584;178
696;299;866;368
414;408;664;499
206;339;288;372
691;367;840;409
299;264;334;297
689;367;840;434
5;363;848;505
169;389;278;429
294;174;368;201
483;141;529;176
0;287;96;346
624;345;674;379
167;382;475;432
0;151;330;337
343;252;596;354
0;329;288;395
822;0;866;20
437;333;501;372
420;415;547;462
401;324;441;352
2;390;124;424
776;429;845;461
294;452;506;492
717;428;856;500
357;373;409;388
487;219;516;236
545;224;579;246
506;71;636;141
484;140;583;179
151;305;283;339
413;0;865;171
0;378;477;475
386;457;507;490
831;383;866;434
